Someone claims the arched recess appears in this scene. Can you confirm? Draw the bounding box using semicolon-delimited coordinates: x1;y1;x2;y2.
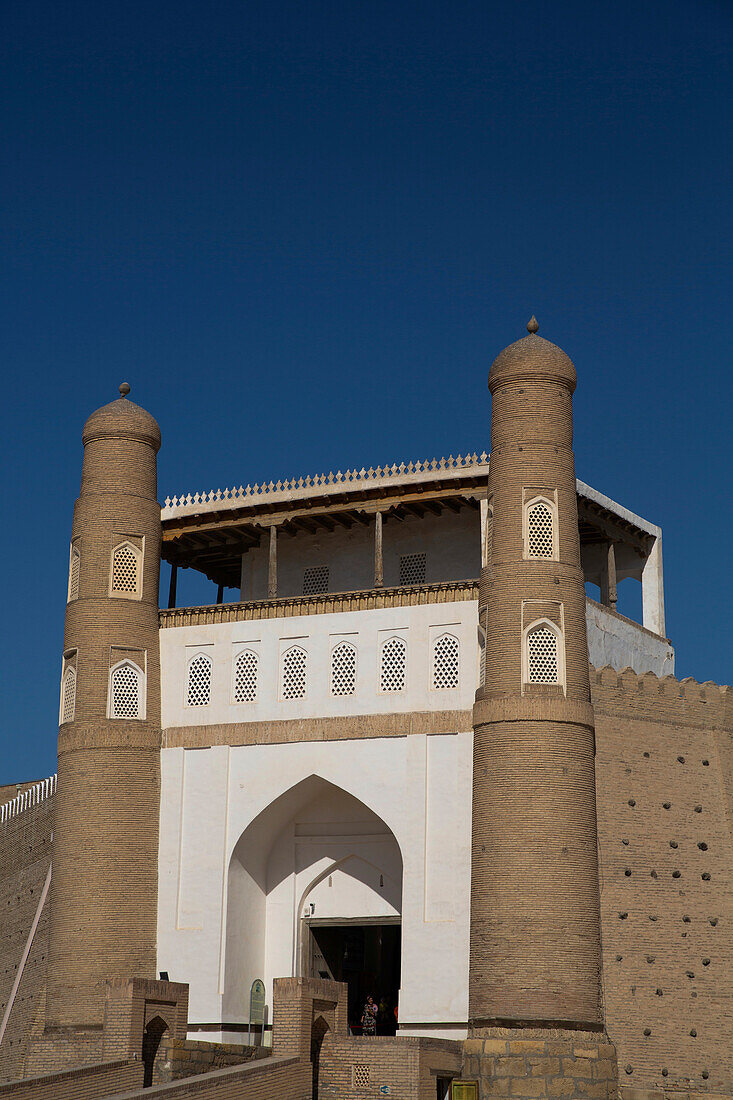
142;1015;168;1088
223;776;403;1026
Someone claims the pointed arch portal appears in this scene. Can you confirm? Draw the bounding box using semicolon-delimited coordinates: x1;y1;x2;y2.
224;776;403;1034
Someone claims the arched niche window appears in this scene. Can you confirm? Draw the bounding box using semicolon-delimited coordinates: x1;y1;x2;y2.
233;648;258;703
59;658;77;725
432;633;459;690
281;645;307;700
380;636;406;693
186;652;212;707
524;496;558;561
108;659;145;719
523;619;563;686
331;640;356;697
110;540;142;599
67;544;80;602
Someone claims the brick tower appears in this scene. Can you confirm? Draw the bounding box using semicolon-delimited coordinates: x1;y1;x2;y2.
46;383;163;1029
470;319;604;1033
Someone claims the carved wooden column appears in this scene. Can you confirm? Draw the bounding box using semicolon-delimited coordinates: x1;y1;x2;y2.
374;511;383;588
607;541;618;609
268;525;278;599
600;541;618;610
168;563;177;609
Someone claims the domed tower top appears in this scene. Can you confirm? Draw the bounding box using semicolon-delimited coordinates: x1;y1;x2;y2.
488;316;577;395
82;382;161;452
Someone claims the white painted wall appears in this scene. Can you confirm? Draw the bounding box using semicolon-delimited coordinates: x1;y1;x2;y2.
160;602;479;729
585;599;674;676
157;732;474;1040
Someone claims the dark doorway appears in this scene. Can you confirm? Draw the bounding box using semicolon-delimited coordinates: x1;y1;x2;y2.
311;1014;330;1100
309;923;400;1035
142;1015;168;1087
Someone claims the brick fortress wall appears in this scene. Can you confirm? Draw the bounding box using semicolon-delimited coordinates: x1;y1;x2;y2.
0;797;53;1081
592;667;733;1095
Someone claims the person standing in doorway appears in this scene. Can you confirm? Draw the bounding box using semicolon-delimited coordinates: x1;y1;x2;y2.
361;995;377;1036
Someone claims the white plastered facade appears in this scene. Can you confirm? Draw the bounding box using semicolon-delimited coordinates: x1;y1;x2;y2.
157;601;477;1041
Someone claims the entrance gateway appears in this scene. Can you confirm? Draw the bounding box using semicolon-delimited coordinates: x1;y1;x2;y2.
304;917;400;1035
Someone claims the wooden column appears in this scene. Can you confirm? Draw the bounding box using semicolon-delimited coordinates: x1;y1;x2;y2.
606;541;618;610
167;563;177;609
374;511;383;588
216;583;224;605
268;525;278;599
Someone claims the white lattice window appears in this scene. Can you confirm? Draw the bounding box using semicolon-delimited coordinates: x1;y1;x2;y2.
352;1065;370;1087
110;541;141;597
60;666;76;724
525;497;556;560
109;661;143;718
380;636;406;692
68;546;80;602
281;645;307;699
233;649;258;703
478;628;486;687
526;623;560;684
433;633;459;690
399;553;426;586
331;641;356;696
303;566;329;596
186;653;212;707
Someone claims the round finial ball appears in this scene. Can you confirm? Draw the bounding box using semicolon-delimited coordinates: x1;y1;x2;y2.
119;382;131;397
526;315;539;334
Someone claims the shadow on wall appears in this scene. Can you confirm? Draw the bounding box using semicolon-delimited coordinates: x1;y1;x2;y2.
143;1016;168;1087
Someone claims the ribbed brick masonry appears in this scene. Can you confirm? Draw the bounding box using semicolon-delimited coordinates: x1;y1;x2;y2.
470;324;603;1031
46;389;163;1031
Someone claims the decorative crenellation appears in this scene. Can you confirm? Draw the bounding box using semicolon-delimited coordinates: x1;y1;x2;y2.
0;774;57;825
162;451;489;515
591;665;731;703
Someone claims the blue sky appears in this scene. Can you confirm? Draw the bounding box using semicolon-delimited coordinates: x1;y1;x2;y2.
1;0;731;784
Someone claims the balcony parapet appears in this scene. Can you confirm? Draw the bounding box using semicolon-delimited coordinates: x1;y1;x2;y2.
158;579;480;628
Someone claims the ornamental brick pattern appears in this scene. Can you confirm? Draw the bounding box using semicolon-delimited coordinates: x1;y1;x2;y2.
470;324;603;1030
46;389;164;1031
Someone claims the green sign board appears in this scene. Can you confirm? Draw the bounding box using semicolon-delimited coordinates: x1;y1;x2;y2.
249;979;266;1026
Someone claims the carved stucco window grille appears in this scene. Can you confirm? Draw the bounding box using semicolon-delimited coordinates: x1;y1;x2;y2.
281;645;307;699
525;497;557;560
526;623;560;684
399;553;426;586
111;541;141;597
60;667;76;724
110;661;143;719
331;640;356;696
303;566;329;596
433;633;459;690
380;636;406;693
186;653;212;707
233;649;258;703
68;546;80;602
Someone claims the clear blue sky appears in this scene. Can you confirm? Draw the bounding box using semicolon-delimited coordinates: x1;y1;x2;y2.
1;0;730;784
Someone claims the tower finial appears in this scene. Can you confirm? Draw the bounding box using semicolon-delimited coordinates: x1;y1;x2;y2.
526;316;539;334
119;382;131;398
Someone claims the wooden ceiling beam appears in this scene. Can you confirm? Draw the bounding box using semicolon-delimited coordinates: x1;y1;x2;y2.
577;503;650;555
